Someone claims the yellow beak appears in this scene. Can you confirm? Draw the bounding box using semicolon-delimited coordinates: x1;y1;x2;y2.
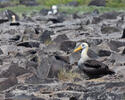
73;45;82;52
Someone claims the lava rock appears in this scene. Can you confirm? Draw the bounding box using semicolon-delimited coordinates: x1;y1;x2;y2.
122;48;125;55
0;75;17;91
39;30;54;43
88;0;106;6
98;50;111;57
66;1;79;7
0;63;28;78
53;34;69;43
17;41;40;48
39;8;49;16
60;41;76;53
121;28;125;38
48;16;65;23
0;48;3;55
101;26;120;34
99;11;120;19
92;17;102;24
19;0;38;6
37;55;70;79
9;35;20;41
108;40;125;52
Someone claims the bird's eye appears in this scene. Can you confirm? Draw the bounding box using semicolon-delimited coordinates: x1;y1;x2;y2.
81;44;85;48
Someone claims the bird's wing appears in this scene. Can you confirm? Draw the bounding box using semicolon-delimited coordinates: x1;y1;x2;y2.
87;49;99;59
84;60;106;68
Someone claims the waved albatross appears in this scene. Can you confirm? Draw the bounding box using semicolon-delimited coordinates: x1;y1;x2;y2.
73;42;114;78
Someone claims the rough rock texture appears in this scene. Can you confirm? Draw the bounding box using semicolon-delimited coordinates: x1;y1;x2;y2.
0;9;125;100
88;0;106;6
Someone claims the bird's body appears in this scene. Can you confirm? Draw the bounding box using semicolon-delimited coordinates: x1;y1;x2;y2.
74;43;114;78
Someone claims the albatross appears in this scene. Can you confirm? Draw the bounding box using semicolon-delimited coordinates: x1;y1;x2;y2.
73;42;114;78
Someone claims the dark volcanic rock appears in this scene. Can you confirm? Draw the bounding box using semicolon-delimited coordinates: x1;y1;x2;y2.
92;17;102;24
48;16;65;23
19;0;38;6
37;54;70;79
66;1;79;7
98;50;111;57
60;41;76;53
88;0;105;6
17;41;40;48
99;11;120;19
9;35;20;41
53;34;69;43
108;40;125;52
39;8;49;16
101;26;120;34
0;63;28;78
39;30;54;43
0;75;17;91
122;48;125;55
0;48;3;55
121;28;125;38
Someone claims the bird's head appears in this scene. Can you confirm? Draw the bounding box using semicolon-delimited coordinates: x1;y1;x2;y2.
73;42;88;53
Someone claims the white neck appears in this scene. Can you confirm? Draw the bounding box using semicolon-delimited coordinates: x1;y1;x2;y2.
81;47;89;62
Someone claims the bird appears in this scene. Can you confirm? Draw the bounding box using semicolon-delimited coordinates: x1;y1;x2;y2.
10;15;20;26
73;42;115;79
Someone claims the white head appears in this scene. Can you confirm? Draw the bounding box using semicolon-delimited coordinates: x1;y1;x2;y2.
52;5;57;10
73;42;89;53
74;42;89;63
52;5;58;14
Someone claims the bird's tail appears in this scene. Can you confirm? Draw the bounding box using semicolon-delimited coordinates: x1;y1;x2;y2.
108;69;115;75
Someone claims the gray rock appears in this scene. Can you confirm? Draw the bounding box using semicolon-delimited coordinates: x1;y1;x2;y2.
101;26;120;34
9;35;20;41
88;0;105;6
60;41;76;53
19;0;38;6
99;11;121;19
66;1;79;7
17;41;40;48
121;28;125;38
98;50;111;57
108;40;125;52
39;30;54;43
0;63;28;78
0;48;3;55
0;75;17;91
40;8;49;16
122;48;125;55
37;54;70;79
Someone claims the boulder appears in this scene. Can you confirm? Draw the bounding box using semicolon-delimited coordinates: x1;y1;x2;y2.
66;1;79;7
60;41;76;53
0;75;17;91
17;41;40;48
108;40;125;52
99;11;121;19
39;8;49;16
19;0;38;6
0;63;28;78
39;30;54;43
88;0;106;6
36;54;70;79
121;28;125;38
98;50;111;57
101;26;120;34
9;35;20;41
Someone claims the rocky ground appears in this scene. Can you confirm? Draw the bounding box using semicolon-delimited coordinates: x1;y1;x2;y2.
0;9;125;100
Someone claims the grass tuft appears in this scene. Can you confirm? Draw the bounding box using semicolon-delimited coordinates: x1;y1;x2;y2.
58;69;81;81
